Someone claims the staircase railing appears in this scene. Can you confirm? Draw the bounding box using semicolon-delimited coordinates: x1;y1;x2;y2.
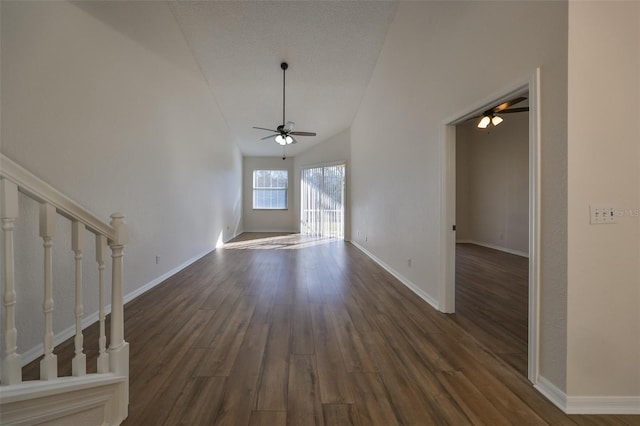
0;153;129;424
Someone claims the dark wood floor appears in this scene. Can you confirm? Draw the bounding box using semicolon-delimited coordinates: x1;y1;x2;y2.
452;243;529;377
23;234;639;425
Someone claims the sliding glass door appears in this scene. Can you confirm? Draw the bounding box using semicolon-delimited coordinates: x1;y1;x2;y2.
301;163;345;238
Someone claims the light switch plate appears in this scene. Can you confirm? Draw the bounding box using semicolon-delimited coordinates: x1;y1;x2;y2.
589;205;617;224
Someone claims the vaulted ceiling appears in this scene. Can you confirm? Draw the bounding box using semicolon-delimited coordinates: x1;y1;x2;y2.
169;1;398;157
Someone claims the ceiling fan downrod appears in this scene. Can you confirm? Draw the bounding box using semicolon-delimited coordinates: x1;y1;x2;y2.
281;62;288;128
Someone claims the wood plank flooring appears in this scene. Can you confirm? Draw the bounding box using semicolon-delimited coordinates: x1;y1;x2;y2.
452;243;529;376
22;233;639;425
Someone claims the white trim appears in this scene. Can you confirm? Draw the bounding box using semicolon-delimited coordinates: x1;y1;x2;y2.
0;154;115;239
440;70;541;384
456;240;529;258
565;396;640;415
0;374;126;403
527;69;542;384
535;375;567;412
1;374;127;425
350;241;439;310
534;376;640;414
122;246;215;305
439;124;456;314
19;246;217;366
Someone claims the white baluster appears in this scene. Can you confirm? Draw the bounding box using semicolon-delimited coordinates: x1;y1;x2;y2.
96;234;109;373
1;179;21;385
109;213;129;383
71;221;86;376
39;203;57;380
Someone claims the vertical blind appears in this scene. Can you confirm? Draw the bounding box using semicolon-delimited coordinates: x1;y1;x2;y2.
301;164;345;238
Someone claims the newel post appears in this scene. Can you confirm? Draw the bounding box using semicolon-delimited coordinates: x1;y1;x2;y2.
1;179;21;384
108;213;129;380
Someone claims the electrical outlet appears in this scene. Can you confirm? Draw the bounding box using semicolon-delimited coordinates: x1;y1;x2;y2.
407;258;412;267
589;205;617;224
155;255;160;264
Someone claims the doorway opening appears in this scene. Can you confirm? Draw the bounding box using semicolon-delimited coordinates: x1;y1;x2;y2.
453;104;530;377
300;163;346;239
440;70;540;383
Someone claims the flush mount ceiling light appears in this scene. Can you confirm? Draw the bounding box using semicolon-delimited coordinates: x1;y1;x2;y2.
252;62;317;155
472;96;529;129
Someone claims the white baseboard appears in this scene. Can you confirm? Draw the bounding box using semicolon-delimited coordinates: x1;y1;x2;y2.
456;239;529;258
350;241;439;311
350;242;640;415
535;375;640;414
535;376;567;412
565;395;640;415
20;245;218;367
122;246;215;305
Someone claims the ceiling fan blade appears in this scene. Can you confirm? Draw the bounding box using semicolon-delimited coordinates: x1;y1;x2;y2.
290;131;316;136
260;134;276;141
284;121;295;133
253;126;278;133
492;96;527;113
289;136;298;144
497;107;529;114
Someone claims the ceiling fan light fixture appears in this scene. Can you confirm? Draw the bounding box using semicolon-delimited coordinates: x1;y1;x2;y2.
478;115;491;129
253;62;317;150
470;96;528;130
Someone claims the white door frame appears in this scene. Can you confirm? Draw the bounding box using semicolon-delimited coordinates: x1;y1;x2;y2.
439;69;541;383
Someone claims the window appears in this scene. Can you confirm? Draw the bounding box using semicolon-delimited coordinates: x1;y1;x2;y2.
301;163;345;238
253;170;288;209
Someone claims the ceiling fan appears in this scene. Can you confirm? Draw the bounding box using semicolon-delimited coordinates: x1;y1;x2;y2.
471;96;529;128
253;62;317;148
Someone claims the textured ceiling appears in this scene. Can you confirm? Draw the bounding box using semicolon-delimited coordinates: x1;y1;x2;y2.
170;1;398;157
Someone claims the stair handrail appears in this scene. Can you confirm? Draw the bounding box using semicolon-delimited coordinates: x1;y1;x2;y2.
0;154;115;239
0;152;129;423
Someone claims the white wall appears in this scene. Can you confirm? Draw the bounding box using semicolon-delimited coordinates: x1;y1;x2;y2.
350;1;569;390
456;113;529;256
294;129;351;238
1;2;242;360
567;1;640;398
242;156;295;232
